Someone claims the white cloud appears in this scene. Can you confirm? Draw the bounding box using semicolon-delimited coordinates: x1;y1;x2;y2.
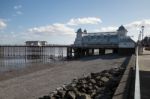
28;23;75;35
123;19;150;41
125;19;150;30
0;19;7;30
13;5;23;16
100;26;117;32
92;19;150;33
95;19;150;41
3;17;150;44
14;5;22;10
13;11;23;16
16;11;23;15
67;17;102;26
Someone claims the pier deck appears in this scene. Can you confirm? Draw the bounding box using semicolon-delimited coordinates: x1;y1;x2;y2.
0;54;127;99
139;50;150;99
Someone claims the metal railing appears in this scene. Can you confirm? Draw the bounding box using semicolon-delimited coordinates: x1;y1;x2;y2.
134;46;141;99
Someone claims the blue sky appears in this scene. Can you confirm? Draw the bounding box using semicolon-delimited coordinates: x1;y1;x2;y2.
0;0;150;44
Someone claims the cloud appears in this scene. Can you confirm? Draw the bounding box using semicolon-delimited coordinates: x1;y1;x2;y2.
27;17;102;36
13;11;23;16
92;19;150;33
16;11;23;15
123;19;150;41
92;19;150;32
4;17;150;44
125;19;150;30
28;23;75;35
67;17;102;26
100;26;117;32
14;5;22;10
0;19;7;30
13;5;23;16
92;19;150;41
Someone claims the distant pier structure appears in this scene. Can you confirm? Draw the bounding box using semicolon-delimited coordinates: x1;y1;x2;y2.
25;41;47;59
25;41;47;46
67;25;135;58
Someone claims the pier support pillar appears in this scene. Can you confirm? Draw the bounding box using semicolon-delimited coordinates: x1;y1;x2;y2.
88;49;94;56
91;49;94;55
99;48;105;55
67;47;73;59
86;49;90;56
113;48;118;54
81;49;86;57
73;48;78;58
74;48;84;58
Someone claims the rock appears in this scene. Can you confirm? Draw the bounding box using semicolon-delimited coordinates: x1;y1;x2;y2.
94;94;103;99
101;77;109;83
65;91;76;99
76;94;91;99
57;90;66;98
95;76;101;81
39;67;125;99
90;79;96;84
96;81;104;87
81;79;87;84
39;95;51;99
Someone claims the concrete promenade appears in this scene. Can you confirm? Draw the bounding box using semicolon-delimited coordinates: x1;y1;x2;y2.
139;50;150;99
0;55;127;99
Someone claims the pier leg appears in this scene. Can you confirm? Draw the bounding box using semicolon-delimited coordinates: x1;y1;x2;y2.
113;49;118;54
67;47;73;59
92;49;94;55
86;49;90;56
99;48;105;55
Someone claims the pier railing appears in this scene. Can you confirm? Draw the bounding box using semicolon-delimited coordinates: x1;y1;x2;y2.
134;46;141;99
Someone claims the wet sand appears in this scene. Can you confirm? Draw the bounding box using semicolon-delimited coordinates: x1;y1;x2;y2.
0;61;64;81
0;54;127;99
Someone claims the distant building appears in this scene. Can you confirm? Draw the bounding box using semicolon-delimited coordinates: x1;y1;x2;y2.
74;25;135;48
25;41;47;46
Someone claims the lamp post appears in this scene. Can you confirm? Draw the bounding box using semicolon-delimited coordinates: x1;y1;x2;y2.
141;26;144;41
141;26;144;52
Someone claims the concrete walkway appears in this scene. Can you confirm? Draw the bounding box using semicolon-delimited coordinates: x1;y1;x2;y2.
0;55;126;99
139;50;150;99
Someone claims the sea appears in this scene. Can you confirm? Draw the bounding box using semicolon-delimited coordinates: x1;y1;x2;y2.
0;47;67;72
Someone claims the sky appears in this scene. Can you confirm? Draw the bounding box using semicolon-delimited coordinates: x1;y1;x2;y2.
0;0;150;44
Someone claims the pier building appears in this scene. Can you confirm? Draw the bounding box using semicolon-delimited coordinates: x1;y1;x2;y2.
25;41;47;46
67;25;135;58
25;41;47;59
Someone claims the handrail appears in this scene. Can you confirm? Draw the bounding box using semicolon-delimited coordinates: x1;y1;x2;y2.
134;46;141;99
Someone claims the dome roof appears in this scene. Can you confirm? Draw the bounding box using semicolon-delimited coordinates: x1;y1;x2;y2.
76;28;82;33
117;25;127;32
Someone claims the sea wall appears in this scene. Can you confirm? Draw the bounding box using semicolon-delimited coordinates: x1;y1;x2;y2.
112;55;135;99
